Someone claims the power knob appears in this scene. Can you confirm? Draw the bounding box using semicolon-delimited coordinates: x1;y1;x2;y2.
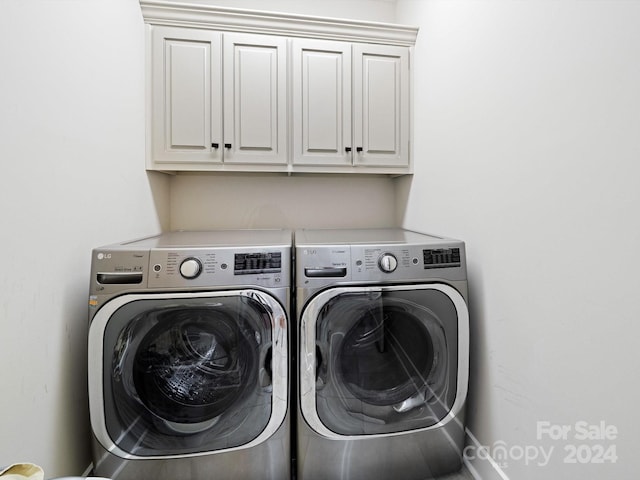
378;253;398;273
180;257;202;279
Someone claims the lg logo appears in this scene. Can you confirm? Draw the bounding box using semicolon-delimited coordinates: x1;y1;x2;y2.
97;253;112;260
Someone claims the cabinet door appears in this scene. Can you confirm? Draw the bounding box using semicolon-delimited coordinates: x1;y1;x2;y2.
151;26;223;165
291;39;352;166
353;44;410;168
223;33;287;165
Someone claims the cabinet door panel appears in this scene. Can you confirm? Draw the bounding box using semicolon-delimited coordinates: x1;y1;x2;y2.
223;34;287;164
365;58;397;152
151;27;222;164
292;39;351;166
353;44;409;168
169;42;208;148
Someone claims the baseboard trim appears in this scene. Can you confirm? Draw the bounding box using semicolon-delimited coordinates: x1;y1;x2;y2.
464;429;510;480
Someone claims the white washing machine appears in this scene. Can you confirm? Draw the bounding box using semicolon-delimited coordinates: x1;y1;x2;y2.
87;230;292;480
294;228;469;480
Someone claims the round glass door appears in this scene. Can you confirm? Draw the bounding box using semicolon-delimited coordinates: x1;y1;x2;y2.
131;306;259;431
302;286;462;436
337;301;436;406
98;292;284;457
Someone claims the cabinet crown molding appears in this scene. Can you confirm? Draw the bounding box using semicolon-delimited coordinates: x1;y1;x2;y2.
139;0;418;46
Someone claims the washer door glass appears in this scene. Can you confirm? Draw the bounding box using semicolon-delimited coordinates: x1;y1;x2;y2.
305;287;459;436
100;292;282;456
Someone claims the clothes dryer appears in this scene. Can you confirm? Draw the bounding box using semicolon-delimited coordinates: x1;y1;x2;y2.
294;228;469;480
87;230;291;480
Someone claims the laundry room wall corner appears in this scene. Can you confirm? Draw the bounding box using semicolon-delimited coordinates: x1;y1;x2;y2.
393;174;412;228
147;171;171;232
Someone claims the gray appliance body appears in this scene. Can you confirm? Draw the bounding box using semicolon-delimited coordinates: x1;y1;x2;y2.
295;228;469;480
88;230;292;480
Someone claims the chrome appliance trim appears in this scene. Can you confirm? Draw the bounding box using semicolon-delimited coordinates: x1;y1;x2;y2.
299;283;468;439
88;289;288;460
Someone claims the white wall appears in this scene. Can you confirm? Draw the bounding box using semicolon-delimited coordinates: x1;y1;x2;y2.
0;0;169;477
170;174;397;230
167;0;397;23
395;1;640;479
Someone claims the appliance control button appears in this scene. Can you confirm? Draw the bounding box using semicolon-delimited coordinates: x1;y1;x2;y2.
180;258;202;279
378;253;398;273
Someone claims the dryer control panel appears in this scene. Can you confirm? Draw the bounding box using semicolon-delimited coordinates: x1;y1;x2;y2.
297;242;466;288
423;248;461;269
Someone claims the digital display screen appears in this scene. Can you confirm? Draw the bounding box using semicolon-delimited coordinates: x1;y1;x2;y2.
234;252;282;275
423;248;461;268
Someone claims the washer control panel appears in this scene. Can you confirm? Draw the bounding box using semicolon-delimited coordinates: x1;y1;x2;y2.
147;248;288;288
91;246;290;292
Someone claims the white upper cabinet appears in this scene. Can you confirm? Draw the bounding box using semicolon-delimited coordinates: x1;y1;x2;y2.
141;1;418;174
353;44;410;168
150;28;287;169
292;39;352;167
151;27;222;165
223;33;287;165
292;40;410;170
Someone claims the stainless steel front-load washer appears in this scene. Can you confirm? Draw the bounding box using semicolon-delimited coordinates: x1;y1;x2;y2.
294;228;469;480
88;230;292;480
